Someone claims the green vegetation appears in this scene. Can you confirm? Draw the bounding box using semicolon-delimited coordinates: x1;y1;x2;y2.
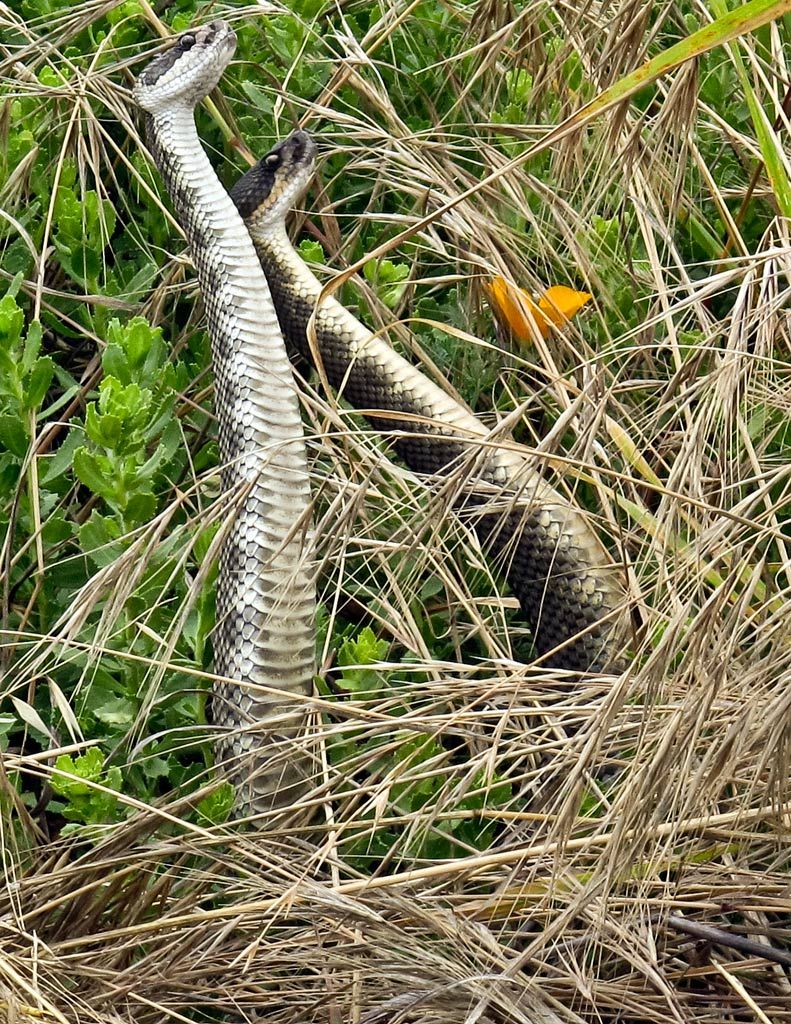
1;1;790;1022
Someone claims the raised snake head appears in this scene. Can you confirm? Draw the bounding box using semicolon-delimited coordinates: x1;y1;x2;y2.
230;131;318;235
133;20;237;113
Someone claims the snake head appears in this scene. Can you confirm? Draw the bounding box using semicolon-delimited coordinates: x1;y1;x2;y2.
231;131;317;235
133;20;237;113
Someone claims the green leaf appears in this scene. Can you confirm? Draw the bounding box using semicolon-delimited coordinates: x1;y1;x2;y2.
21;320;43;373
337;626;390;693
24;355;55;410
0;414;29;458
125;318;156;369
79;512;123;566
240;80;274;116
0;715;15;752
53;748;105;796
193;522;220;564
73;447;116;501
364;258;410;308
298;239;325;264
94;696;137;727
505;68;532;105
364;258;410;286
52;748;123;823
115;261;159;304
102;343;130;385
124;490;156;524
3;272;23;301
338;625;390;667
196;783;235;825
140;755;171;783
41;512;72;544
85;403;122;449
0;295;25;358
139;420;181;480
42;427;82;483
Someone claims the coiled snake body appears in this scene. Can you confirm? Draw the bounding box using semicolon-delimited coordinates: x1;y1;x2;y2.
134;23;316;812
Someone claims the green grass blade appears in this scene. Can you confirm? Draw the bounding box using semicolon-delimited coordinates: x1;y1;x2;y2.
710;0;791;218
573;0;791;124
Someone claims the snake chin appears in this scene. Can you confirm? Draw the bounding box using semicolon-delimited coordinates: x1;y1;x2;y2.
133;20;236;111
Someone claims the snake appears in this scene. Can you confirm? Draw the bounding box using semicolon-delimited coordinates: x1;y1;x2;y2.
230;132;628;672
133;21;626;816
133;22;316;814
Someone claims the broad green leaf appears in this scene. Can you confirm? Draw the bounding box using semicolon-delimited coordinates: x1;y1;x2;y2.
102;343;130;385
41;427;82;483
0;294;24;348
196;783;235;825
73;446;116;501
124;490;156;523
0;413;28;458
298;239;325;263
21;319;42;373
78;512;123;565
85;403;122;449
24;355;55;410
94;697;137;727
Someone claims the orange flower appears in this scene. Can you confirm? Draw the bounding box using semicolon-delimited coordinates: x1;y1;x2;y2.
487;275;592;344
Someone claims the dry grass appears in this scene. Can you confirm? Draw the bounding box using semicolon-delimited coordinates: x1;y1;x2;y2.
1;1;791;1022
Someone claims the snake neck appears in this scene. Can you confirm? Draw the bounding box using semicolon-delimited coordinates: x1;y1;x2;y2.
146;110;306;471
247;225;326;357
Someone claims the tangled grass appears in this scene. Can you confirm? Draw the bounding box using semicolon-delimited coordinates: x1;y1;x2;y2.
1;0;791;1021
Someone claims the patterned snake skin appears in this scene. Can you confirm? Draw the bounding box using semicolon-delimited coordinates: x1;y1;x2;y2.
134;24;316;813
231;133;628;671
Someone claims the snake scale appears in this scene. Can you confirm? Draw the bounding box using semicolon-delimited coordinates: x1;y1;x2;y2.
134;22;316;813
135;22;627;811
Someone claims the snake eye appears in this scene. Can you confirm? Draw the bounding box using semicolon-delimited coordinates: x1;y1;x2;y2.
180;33;196;49
264;153;281;169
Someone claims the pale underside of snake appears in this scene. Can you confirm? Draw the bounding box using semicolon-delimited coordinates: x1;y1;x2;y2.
230;133;630;673
134;22;316;815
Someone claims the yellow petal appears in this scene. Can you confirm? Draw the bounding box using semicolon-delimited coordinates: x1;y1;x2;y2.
487;275;548;342
538;285;592;327
487;277;592;346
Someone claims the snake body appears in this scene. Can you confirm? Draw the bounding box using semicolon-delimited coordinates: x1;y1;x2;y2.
231;133;627;671
134;24;316;812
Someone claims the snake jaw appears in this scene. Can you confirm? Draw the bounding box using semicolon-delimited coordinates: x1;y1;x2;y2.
230;131;317;234
133;20;236;112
